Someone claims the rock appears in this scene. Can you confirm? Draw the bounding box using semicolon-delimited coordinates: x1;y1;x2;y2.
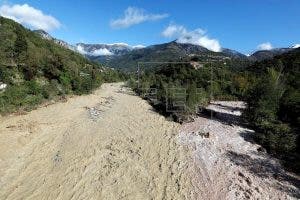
204;132;210;138
196;131;210;138
238;171;245;178
257;146;267;153
85;106;103;121
0;82;7;90
6;125;16;129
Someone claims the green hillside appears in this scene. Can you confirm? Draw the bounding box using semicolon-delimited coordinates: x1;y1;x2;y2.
0;17;123;114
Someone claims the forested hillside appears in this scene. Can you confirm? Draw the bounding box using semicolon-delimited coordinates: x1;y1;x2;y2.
0;17;124;114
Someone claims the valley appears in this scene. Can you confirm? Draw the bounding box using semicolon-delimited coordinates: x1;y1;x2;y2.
0;83;299;199
0;2;299;198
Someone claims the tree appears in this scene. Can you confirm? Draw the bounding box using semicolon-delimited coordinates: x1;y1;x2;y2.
245;68;285;124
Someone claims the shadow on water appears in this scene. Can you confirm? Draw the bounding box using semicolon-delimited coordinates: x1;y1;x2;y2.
226;150;300;198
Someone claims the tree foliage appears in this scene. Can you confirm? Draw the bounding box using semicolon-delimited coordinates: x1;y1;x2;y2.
244;49;300;173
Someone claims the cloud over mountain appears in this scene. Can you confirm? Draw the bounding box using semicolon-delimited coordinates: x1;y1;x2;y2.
162;24;221;52
76;45;113;56
110;7;168;29
91;48;114;56
257;42;273;50
0;3;61;31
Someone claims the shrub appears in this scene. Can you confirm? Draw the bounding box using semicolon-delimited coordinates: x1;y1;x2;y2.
255;122;296;154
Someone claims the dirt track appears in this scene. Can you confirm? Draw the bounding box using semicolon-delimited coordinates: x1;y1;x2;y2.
0;83;299;199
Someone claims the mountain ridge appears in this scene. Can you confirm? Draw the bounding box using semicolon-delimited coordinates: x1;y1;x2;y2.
33;29;299;69
33;29;77;51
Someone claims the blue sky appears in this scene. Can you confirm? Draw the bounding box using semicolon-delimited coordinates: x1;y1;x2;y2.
0;0;299;54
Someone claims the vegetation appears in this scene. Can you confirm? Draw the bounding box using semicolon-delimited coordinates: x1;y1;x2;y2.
128;61;248;121
128;49;300;174
244;49;300;173
0;17;124;114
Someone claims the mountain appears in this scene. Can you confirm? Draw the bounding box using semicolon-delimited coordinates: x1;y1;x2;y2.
87;41;248;70
247;47;300;74
222;48;248;59
291;44;300;49
76;43;145;63
249;47;296;61
33;29;76;51
102;41;213;70
0;16;122;114
33;28;297;71
76;43;144;56
80;42;299;70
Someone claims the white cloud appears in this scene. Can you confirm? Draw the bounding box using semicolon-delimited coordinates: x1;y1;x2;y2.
257;42;273;50
91;48;113;56
76;45;88;54
76;45;114;56
110;7;168;29
161;24;221;52
161;24;187;38
292;44;300;48
132;44;146;49
0;3;61;31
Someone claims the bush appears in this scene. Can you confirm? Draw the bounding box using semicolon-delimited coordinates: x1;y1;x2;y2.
255;122;296;154
26;80;42;95
41;81;60;99
0;84;29;113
